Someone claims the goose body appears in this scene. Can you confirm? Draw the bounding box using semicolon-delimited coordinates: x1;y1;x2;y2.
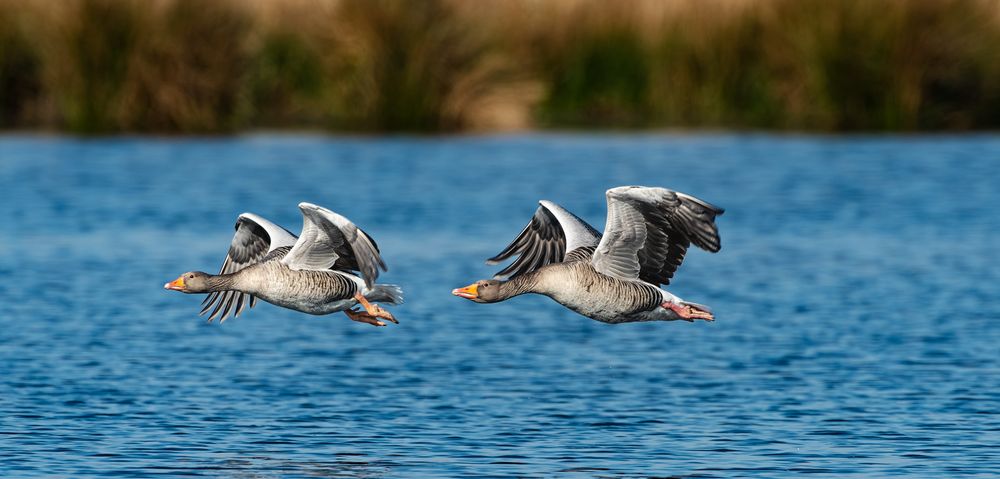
165;203;402;326
453;186;723;324
510;260;676;323
229;253;379;315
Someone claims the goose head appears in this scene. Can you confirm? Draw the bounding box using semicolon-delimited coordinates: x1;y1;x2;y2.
164;271;212;293
452;279;503;303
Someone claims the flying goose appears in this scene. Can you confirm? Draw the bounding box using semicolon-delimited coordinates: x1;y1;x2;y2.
165;203;402;326
452;186;723;323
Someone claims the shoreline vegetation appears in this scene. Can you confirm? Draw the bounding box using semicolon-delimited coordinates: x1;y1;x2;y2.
2;0;999;134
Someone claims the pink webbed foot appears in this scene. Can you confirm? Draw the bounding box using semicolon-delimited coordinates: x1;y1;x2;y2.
664;302;715;322
344;308;386;327
352;292;399;324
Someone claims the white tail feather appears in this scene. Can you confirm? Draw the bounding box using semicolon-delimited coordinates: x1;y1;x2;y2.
366;284;404;305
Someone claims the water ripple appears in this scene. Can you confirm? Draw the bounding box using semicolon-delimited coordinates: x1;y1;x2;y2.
0;134;998;477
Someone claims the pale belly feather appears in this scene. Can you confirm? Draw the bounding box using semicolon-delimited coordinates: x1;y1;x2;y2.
539;264;669;323
240;264;361;315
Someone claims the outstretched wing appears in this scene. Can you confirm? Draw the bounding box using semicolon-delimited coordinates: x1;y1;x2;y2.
281;202;386;288
487;200;601;280
202;213;298;322
591;186;723;286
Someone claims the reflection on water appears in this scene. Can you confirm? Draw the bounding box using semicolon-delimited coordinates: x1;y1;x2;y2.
0;134;998;477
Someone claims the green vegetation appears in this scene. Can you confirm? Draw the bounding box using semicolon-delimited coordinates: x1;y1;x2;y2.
1;0;998;133
322;0;526;131
0;1;44;128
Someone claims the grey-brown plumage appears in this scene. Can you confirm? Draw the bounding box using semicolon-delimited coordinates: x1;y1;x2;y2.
453;186;723;323
166;203;402;326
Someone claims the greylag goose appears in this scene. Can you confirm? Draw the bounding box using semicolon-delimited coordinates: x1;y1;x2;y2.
452;186;723;323
165;203;402;326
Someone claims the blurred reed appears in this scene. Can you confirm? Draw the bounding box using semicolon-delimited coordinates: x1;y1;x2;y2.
0;0;45;128
0;0;998;133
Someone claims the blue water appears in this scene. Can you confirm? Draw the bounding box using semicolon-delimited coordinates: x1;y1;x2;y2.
0;134;997;477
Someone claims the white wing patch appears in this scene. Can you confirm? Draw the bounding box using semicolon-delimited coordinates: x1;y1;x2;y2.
487;200;602;279
281;202;385;288
201;212;298;322
592;195;647;280
238;212;297;250
591;186;723;284
538;200;601;253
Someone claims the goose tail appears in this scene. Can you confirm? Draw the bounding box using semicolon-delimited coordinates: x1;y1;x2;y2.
366;284;404;305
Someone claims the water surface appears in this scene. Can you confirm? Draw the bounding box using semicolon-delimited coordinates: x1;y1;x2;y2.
0;134;997;477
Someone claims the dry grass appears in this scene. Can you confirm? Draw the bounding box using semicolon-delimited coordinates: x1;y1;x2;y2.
119;0;254;132
318;0;533;131
1;0;998;133
0;0;46;127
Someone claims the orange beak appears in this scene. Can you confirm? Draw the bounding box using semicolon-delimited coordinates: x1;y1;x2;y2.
164;276;186;291
451;283;479;299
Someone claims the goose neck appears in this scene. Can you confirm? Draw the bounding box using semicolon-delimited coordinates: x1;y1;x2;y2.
206;274;237;292
499;270;545;299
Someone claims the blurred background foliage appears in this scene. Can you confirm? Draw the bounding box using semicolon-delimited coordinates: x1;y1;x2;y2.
1;0;998;134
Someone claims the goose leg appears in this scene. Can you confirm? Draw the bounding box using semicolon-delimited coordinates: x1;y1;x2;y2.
353;292;398;324
344;308;386;327
664;302;714;322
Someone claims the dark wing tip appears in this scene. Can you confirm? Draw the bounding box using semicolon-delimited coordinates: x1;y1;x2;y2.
704;238;722;253
677;192;724;215
486;203;567;278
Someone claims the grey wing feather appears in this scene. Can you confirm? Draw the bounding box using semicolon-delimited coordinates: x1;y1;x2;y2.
201;213;297;322
487;201;601;280
281;203;386;289
538;200;601;252
592;197;647;280
592;186;723;285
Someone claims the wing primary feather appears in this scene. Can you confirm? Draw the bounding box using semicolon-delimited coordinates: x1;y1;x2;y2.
488;202;593;279
487;222;533;264
200;293;220;316
218;292;237;323
592;186;722;285
198;212;294;321
234;292;247;317
283;203;388;289
218;291;235;322
527;240;548;274
207;291;231;322
201;291;219;309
